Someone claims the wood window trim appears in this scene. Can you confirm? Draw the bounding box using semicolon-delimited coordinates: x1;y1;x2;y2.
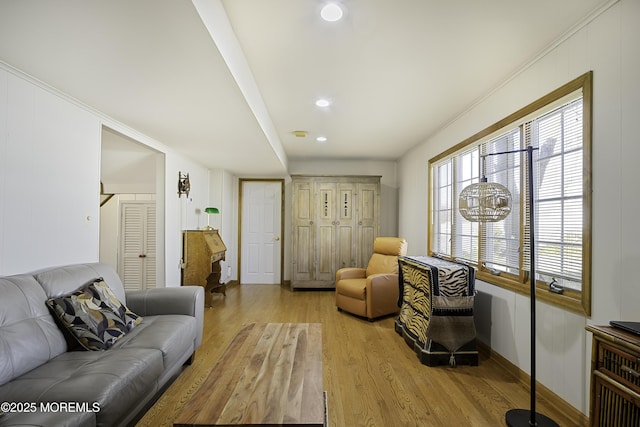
428;71;592;316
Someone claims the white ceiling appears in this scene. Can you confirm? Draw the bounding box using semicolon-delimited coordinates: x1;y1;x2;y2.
0;0;610;176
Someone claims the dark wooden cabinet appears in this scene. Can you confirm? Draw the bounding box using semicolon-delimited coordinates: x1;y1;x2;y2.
586;325;640;426
181;230;227;306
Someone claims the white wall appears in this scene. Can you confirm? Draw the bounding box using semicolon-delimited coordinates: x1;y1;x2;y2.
0;63;211;288
164;155;211;287
398;0;639;415
0;66;101;275
209;168;237;281
101;127;158;194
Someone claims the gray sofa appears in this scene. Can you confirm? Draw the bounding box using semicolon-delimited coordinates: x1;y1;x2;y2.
0;262;204;427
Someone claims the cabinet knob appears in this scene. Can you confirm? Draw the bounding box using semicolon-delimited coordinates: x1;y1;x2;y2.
139;254;147;258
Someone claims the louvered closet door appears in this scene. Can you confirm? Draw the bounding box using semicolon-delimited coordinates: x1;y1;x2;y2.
119;201;156;291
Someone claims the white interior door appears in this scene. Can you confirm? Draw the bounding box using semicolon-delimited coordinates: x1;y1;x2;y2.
241;181;282;284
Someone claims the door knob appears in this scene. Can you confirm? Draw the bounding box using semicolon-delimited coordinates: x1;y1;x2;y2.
274;236;280;241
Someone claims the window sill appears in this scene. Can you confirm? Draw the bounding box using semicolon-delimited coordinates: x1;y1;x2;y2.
476;270;589;316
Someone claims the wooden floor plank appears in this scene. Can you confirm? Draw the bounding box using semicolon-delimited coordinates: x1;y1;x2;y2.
136;284;583;427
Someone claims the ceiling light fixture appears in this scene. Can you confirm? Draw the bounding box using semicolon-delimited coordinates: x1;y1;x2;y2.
315;99;331;108
316;136;328;143
320;3;343;22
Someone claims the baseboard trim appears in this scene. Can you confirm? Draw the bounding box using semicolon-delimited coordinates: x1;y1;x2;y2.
477;341;588;427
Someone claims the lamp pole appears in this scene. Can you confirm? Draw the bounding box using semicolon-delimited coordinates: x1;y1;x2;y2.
497;146;557;427
465;146;557;426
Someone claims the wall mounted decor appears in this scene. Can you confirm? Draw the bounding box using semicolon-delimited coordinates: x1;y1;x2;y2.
178;172;190;198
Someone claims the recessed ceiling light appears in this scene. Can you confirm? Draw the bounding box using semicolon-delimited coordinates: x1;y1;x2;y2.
321;3;343;22
316;136;328;143
315;99;331;108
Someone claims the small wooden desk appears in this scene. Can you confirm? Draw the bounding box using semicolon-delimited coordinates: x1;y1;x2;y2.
181;230;227;307
174;323;325;427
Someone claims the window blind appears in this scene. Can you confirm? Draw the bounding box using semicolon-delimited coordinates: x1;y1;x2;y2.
480;128;522;275
530;99;584;291
430;96;584;291
454;147;480;263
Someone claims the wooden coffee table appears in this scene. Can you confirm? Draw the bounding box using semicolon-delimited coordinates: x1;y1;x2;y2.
174;323;325;426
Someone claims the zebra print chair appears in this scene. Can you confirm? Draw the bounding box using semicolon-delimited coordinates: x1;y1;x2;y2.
335;237;407;321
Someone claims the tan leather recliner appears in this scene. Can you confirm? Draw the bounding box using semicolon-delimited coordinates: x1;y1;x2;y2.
335;237;408;321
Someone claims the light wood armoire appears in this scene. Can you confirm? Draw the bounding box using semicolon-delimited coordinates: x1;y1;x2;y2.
291;175;380;289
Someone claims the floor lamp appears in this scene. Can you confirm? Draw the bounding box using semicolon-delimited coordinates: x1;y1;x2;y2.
458;146;559;427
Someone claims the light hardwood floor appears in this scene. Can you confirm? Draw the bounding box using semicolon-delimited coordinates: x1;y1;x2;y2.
136;284;583;427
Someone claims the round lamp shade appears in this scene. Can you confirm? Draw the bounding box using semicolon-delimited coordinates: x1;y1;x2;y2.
458;182;512;222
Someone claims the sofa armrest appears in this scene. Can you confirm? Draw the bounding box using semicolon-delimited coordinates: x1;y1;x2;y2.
126;287;204;348
336;267;366;281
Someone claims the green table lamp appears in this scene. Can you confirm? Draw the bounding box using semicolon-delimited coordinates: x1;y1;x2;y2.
203;207;219;230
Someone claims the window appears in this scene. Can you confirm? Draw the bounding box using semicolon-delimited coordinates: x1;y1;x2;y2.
428;72;592;315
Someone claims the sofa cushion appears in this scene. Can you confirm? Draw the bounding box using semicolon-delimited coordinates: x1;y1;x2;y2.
336;278;366;300
45;280;140;351
34;263;127;304
111;314;196;373
0;275;67;386
0;347;163;427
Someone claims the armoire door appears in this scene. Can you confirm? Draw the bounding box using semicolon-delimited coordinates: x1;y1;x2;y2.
315;181;337;283
292;179;315;283
119;201;156;291
291;175;379;289
356;182;379;267
336;182;357;270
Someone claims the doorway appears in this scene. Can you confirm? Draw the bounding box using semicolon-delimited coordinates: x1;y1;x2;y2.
239;179;284;284
99;126;165;289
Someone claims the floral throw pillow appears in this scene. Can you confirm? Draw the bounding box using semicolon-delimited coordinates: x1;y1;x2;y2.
90;279;142;330
46;278;142;351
